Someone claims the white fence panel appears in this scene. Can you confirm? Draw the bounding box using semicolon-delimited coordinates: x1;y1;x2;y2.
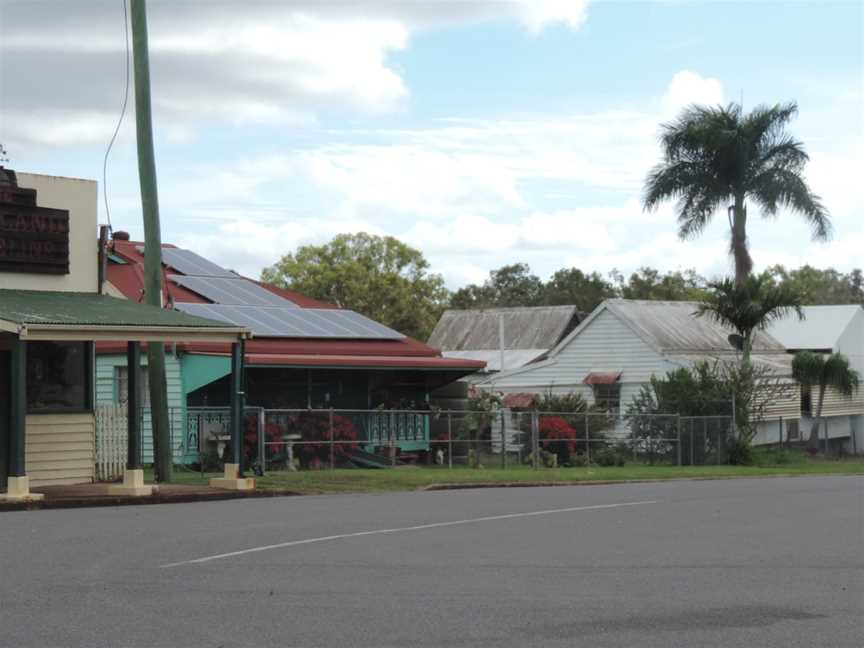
96;404;127;481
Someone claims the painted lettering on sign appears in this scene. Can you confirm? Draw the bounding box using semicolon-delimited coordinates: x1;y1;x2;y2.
0;207;70;275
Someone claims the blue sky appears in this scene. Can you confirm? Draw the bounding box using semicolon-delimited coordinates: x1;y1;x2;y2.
1;0;861;287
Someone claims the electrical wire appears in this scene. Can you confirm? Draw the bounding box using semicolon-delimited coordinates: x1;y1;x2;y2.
102;0;130;233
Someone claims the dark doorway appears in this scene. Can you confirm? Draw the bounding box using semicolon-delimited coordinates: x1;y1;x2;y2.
0;351;10;488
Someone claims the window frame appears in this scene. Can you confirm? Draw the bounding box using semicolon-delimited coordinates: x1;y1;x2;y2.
26;341;93;415
592;382;621;413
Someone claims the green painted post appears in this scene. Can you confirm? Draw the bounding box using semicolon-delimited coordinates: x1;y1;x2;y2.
126;342;141;470
130;0;171;482
229;341;243;476
8;339;26;477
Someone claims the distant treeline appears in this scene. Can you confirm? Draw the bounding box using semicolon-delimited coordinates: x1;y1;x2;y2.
450;263;864;314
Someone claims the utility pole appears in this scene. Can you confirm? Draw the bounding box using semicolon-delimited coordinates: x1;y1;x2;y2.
130;0;172;481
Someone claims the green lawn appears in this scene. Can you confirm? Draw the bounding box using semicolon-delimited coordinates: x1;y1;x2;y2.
163;458;864;495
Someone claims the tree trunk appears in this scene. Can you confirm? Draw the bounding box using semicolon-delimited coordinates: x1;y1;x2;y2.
731;196;751;286
807;386;827;449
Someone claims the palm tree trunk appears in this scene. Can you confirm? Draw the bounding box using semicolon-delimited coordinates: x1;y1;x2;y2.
808;385;827;448
731;196;751;286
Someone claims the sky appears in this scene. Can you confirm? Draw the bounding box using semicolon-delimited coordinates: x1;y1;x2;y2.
1;0;862;288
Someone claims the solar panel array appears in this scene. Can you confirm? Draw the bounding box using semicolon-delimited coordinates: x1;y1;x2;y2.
142;244;405;340
137;246;236;278
174;303;404;339
169;275;297;308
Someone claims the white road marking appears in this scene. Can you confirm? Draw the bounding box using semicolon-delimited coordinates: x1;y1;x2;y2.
161;499;658;568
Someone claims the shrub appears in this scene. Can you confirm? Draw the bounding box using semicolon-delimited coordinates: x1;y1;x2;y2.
727;438;754;466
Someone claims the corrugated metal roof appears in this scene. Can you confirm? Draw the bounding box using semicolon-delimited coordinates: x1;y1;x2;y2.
0;289;235;329
766;305;862;351
442;349;547;372
605;299;785;354
428;305;579;352
668;353;795;375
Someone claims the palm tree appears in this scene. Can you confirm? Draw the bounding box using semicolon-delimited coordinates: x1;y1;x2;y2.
643;102;830;285
792;351;861;448
696;275;803;364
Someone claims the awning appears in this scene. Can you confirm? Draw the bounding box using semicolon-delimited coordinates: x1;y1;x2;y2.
223;352;485;371
0;289;249;343
583;371;622;386
502;393;538;409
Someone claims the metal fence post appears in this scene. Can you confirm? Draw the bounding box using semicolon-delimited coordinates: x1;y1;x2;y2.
779;416;783;449
447;411;453;469
584;412;590;464
329;407;335;470
500;413;506;468
530;410;538;470
258;407;266;475
690;423;695;466
676;415;682;466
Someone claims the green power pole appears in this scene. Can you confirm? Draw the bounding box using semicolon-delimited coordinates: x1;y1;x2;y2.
130;0;172;482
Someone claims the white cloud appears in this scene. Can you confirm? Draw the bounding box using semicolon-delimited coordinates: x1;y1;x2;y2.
661;70;725;116
0;0;591;150
516;0;590;33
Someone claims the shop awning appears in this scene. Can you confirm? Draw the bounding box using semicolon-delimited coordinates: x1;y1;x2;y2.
583;371;622;385
0;289;249;342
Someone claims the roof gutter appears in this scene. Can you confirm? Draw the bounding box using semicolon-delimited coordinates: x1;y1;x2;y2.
0;319;250;343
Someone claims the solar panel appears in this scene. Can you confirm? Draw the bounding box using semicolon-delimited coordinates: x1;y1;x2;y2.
136;246;236;277
173;303;404;339
169;275;296;307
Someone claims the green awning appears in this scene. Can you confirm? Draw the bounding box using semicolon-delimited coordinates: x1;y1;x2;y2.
0;290;249;343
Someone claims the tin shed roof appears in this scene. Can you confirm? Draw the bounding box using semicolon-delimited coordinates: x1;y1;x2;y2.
428;305;580;353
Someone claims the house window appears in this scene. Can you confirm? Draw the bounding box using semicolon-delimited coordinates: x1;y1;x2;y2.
800;386;812;416
786;419;800;440
592;383;621;413
116;366;150;407
26;342;91;412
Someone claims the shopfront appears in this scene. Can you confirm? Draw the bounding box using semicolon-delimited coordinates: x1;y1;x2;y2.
0;168;248;500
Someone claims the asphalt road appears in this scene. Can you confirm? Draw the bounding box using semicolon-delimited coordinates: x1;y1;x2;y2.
1;476;862;648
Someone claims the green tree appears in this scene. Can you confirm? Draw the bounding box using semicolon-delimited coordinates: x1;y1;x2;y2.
261;233;448;340
611;267;707;301
543;268;617;312
791;351;861;448
643;102;830;285
759;265;864;305
450;263;544;309
697;275;804;364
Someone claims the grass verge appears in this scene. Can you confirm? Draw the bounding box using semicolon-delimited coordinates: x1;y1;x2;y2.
163;458;864;496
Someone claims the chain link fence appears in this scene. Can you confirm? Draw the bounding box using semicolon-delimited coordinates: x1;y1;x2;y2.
179;407;735;473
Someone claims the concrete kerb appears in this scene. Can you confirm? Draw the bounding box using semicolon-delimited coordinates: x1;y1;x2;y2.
0;487;300;513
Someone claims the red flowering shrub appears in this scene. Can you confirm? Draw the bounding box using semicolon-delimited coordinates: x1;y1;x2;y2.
539;416;579;458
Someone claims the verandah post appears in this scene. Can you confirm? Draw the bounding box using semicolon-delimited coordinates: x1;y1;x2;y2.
8;338;26;478
229;340;243;476
126;341;141;470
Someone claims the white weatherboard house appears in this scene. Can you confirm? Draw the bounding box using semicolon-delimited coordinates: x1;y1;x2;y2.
766;305;864;452
480;299;798;438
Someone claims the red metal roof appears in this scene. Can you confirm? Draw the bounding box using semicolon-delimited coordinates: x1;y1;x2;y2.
101;239;484;373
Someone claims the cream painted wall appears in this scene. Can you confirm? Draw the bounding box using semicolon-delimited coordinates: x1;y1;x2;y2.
25;413;96;486
0;172;98;292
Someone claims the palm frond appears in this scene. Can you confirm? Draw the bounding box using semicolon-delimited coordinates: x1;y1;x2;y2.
697;275;804;336
792;351;824;387
823;353;861;398
749;168;831;238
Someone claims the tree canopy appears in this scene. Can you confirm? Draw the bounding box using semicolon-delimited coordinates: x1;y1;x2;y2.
260;233;448;340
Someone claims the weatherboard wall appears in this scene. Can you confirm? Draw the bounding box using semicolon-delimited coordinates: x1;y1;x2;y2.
95;352;186;464
26;413;95;486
